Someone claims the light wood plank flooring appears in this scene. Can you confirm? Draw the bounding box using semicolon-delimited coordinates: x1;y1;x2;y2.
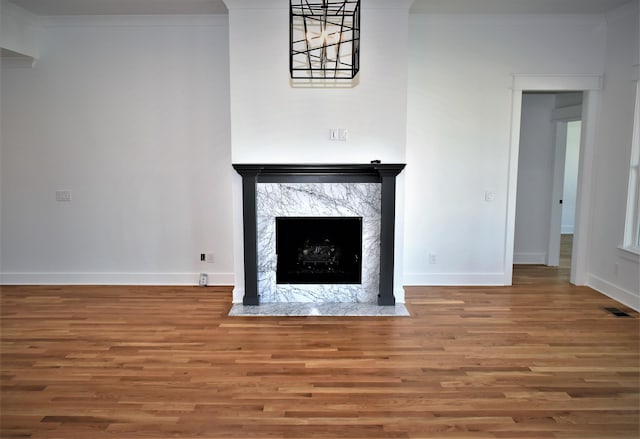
1;266;638;438
512;234;573;286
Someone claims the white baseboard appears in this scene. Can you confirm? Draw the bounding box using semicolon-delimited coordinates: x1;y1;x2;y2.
403;272;505;286
587;274;640;311
232;286;244;303
561;226;574;234
0;272;235;286
513;252;546;264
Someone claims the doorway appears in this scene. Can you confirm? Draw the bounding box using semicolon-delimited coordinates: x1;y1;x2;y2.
512;92;582;283
503;74;602;286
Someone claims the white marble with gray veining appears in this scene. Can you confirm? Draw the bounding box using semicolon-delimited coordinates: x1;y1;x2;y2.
228;302;410;317
256;183;381;303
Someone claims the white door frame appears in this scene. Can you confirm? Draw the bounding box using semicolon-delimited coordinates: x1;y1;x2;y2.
504;74;602;285
548;105;583;266
547;120;569;267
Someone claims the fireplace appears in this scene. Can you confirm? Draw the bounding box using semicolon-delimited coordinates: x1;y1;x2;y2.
233;163;405;306
276;217;362;284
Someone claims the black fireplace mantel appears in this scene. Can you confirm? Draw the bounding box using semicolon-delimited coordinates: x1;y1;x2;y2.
233;163;405;182
233;163;406;306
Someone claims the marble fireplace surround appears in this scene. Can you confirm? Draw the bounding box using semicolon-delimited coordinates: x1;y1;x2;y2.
233;163;405;307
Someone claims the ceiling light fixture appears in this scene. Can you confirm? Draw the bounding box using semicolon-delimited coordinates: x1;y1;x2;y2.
289;0;360;80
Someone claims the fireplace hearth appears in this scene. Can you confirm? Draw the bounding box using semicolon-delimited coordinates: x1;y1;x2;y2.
233;163;405;306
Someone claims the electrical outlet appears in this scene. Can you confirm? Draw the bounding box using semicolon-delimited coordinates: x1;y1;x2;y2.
200;253;205;261
199;273;208;286
429;253;437;264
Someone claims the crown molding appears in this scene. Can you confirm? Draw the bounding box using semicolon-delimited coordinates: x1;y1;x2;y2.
366;0;414;9
223;0;280;9
606;0;640;22
41;15;228;28
1;55;38;68
223;0;414;10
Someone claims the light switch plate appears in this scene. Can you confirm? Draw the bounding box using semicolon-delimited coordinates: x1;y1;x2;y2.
56;190;72;202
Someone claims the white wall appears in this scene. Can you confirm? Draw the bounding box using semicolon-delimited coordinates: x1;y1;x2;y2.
224;0;413;302
586;0;640;309
405;14;607;285
0;15;235;285
513;93;556;264
226;0;411;164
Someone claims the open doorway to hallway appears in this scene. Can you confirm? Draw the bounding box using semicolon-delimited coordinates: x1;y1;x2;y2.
504;74;601;287
513;92;583;285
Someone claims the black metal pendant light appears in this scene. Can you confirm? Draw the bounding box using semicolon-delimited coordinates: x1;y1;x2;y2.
289;0;361;80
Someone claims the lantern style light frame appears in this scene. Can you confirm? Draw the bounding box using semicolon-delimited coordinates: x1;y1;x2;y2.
289;0;361;80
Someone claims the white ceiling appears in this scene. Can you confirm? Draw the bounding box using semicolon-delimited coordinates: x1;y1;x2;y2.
6;0;632;16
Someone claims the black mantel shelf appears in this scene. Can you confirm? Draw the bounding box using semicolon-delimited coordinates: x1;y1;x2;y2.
233;163;406;173
233;163;406;182
233;163;406;306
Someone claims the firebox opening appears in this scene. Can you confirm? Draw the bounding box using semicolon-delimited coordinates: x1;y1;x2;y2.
276;217;362;284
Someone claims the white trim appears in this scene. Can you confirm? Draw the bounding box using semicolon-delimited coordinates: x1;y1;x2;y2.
42;15;228;28
561;226;575;234
223;0;283;10
512;74;602;92
232;286;245;303
0;0;41;59
223;0;413;11
606;0;640;23
571;91;600;285
365;0;415;9
1;56;37;68
547;120;568;267
587;274;640;311
394;173;407;304
408;14;604;27
623;81;640;247
404;273;505;286
503;90;523;286
231;174;246;304
0;272;235;286
514;252;546;265
618;246;640;261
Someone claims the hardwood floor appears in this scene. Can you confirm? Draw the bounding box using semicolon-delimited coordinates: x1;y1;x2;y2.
512;234;573;286
1;266;638;438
